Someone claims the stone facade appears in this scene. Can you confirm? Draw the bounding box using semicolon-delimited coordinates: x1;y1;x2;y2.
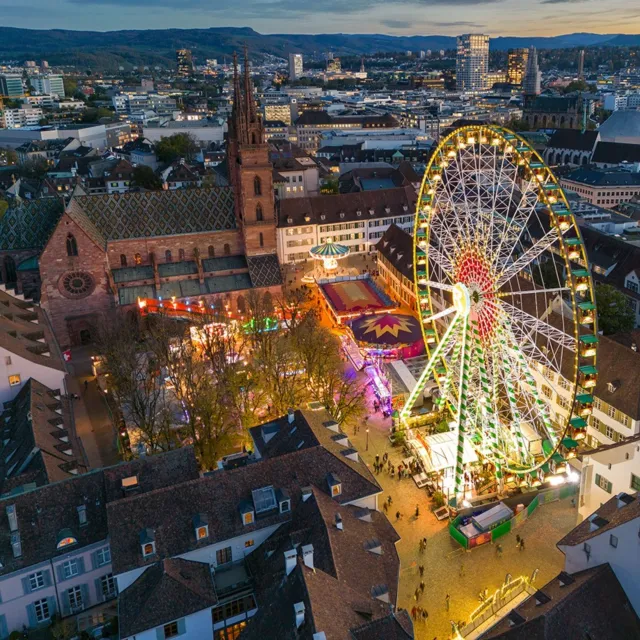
39;214;113;348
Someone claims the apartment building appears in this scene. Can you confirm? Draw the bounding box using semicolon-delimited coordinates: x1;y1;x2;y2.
561;168;640;207
30;76;65;99
2;108;44;129
375;223;416;308
277;186;416;263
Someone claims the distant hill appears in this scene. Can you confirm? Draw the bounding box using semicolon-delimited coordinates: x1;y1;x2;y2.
0;27;636;70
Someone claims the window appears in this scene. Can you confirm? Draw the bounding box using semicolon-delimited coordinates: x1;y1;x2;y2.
595;473;612;493
8;375;21;386
541;385;553;400
244;539;254;548
122;475;138;489
101;573;116;599
179;248;185;261
208;245;215;258
626;279;639;293
66;234;78;257
252;486;277;513
62;560;78;579
606;425;615;440
143;543;155;557
216;621;247;640
212;595;256;624
34;598;50;623
607;405;616;419
196;526;208;540
216;546;232;566
610;534;618;548
224;244;230;256
29;572;45;591
97;547;111;566
254;176;262;196
631;473;640;491
164;621;179;638
165;250;172;262
134;253;142;265
67;585;83;611
259;233;264;248
256;203;263;222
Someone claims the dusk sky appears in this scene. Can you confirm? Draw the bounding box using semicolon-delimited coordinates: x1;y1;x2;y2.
3;0;640;36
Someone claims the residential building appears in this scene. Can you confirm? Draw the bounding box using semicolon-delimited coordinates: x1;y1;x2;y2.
264;103;292;125
578;435;640;522
522;46;541;97
2;108;44;129
288;53;303;81
561;168;640;207
0;288;67;406
277;186;416;263
375;223;416;309
0;124;108;151
30;76;65;99
14;138;74;166
0;75;24;98
270;141;322;199
507;48;528;85
455;34;490;92
176;49;193;77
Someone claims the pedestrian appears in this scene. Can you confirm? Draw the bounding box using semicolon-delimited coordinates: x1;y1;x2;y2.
415;504;420;518
516;534;521;546
520;538;525;551
396;511;401;521
383;502;388;514
445;594;450;611
496;544;503;557
411;606;417;621
422;609;428;622
84;379;88;392
420;580;425;594
422;537;427;549
419;565;425;577
387;495;392;506
375;454;380;465
418;540;424;554
414;587;420;601
459;563;464;578
383;452;388;463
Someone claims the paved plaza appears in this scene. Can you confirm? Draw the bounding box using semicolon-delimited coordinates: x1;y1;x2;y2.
347;381;579;640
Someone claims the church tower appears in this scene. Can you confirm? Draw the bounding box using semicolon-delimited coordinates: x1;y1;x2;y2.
227;48;277;257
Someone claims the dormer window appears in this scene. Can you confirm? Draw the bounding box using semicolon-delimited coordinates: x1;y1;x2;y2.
252;486;277;513
327;473;342;498
276;488;291;514
140;528;156;558
339;212;345;219
607;382;619;393
320;214;326;220
239;501;255;526
193;513;209;541
56;528;77;550
122;475;139;494
77;505;87;527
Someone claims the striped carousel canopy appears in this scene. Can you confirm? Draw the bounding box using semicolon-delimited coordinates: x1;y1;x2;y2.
309;239;350;258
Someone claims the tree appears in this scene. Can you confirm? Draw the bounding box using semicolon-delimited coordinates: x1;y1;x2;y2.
320;176;340;195
595;284;635;336
0;147;18;165
63;77;78;97
96;315;178;455
18;157;49;179
131;165;163;190
81;107;114;123
0;199;8;218
155;133;199;163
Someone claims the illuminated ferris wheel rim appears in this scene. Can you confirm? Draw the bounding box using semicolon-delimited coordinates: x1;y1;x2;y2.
401;124;599;487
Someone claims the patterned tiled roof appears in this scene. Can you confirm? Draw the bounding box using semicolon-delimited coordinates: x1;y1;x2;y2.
70;188;236;242
247;254;283;288
0;198;64;250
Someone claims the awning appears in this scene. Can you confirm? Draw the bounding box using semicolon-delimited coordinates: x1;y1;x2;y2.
562;437;579;449
542;439;554;456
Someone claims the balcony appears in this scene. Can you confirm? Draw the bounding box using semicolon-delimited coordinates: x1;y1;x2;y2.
213;561;253;600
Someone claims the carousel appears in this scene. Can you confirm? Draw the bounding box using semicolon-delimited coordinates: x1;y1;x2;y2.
309;238;350;274
349;312;424;360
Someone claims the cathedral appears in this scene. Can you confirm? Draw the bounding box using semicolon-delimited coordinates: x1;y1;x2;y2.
0;51;282;349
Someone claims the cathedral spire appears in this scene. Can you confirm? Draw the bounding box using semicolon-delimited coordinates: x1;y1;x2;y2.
232;51;247;144
243;46;257;126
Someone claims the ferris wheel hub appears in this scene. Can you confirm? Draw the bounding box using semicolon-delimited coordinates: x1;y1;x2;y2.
452;283;471;317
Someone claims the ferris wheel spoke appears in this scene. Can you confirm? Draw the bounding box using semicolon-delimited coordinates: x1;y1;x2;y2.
498;300;576;352
423;306;457;323
495;227;565;288
427;245;455;279
498;287;570;298
419;280;455;292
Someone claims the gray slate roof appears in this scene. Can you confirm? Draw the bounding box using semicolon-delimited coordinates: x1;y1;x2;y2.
0;198;64;251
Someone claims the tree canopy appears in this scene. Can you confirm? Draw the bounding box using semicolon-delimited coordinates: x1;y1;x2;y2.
155;133;199;163
131;165;163;190
595;284;636;336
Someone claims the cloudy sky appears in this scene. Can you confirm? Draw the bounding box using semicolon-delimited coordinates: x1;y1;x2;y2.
2;0;640;35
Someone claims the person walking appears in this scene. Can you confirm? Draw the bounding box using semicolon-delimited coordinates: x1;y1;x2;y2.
459;563;465;578
445;594;450;611
383;502;388;514
387;495;392;507
414;587;421;601
84;379;89;392
415;504;420;518
422;609;428;622
422;537;427;550
419;580;425;594
396;511;401;521
520;538;526;551
411;606;417;621
419;565;425;577
496;544;503;557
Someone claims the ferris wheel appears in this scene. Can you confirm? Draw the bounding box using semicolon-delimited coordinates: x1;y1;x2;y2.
400;124;599;503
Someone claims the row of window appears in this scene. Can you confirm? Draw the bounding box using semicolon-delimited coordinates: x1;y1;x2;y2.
285;226;314;236
118;244;233;268
590;416;624;443
319;222;365;233
593;397;632;428
286;238;314;249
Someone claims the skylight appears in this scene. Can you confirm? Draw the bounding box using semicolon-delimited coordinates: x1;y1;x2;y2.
252;486;277;514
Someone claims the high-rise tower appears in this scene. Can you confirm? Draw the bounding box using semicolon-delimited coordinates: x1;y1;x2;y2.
227;48;277;257
507;48;529;85
456;34;490;92
578;49;585;80
523;46;541;98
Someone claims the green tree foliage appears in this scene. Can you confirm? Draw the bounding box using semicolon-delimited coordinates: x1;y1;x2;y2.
18;157;49;179
63;77;78;97
131;165;163;190
320;176;340;195
0;199;8;218
81;107;114;123
595;284;636;336
155;133;199;163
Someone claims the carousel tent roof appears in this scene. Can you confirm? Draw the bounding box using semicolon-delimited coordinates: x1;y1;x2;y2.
309;241;350;258
350;313;422;347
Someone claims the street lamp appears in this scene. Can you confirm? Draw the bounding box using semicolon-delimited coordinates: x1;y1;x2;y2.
366;427;369;451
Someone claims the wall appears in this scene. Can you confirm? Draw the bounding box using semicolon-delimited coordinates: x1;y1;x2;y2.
121;608;213;640
0;346;66;407
559;516;640;615
39;213;114;348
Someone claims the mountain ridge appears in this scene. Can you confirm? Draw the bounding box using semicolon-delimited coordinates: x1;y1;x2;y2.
0;27;638;70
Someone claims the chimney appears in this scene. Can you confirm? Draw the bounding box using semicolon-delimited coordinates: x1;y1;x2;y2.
313;634;327;640
335;514;343;530
294;602;305;629
302;544;314;570
284;548;297;576
301;486;312;502
633;342;638;352
288;408;295;424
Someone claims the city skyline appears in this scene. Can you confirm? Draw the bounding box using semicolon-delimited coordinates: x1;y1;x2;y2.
2;0;640;36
